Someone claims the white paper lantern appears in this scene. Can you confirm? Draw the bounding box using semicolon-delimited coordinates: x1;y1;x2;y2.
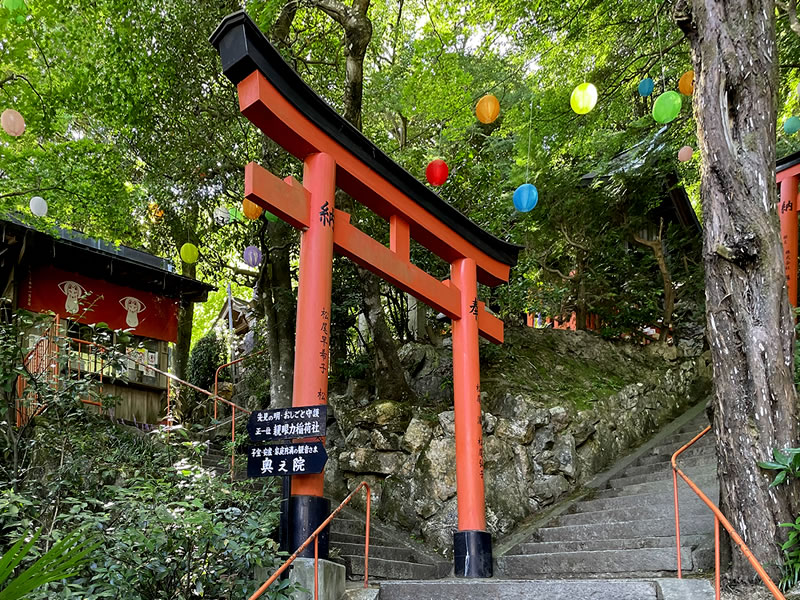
213;206;231;226
30;196;47;217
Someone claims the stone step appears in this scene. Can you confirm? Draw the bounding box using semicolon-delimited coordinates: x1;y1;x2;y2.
570;489;719;515
592;475;716;499
331;531;395;546
510;534;709;555
635;445;716;466
643;440;715;462
333;542;420;562
558;501;709;526
534;515;714;543
496;546;693;577
331;518;373;537
378;579;660;600
341;555;438;580
658;430;714;449
621;454;714;478
608;467;716;489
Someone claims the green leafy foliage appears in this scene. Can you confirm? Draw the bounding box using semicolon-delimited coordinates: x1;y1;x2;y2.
780;516;800;591
185;331;229;422
0;527;98;600
758;448;800;488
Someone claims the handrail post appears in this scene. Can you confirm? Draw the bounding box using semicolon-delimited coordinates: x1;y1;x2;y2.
314;536;319;600
365;488;371;588
715;515;721;600
231;407;236;483
673;467;682;577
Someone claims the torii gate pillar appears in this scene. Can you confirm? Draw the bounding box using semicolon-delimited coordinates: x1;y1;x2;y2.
287;152;336;558
451;257;492;576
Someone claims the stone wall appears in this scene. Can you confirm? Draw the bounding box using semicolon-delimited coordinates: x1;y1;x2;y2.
324;328;711;556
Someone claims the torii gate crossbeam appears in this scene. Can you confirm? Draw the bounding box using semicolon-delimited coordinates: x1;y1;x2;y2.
212;12;521;578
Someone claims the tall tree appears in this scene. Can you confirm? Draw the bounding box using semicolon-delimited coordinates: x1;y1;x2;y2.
676;0;800;581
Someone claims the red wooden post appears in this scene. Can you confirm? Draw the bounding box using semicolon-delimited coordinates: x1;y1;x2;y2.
289;151;336;557
451;257;492;577
779;175;799;306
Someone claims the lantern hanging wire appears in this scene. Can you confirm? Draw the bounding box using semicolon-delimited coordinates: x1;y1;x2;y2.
653;0;667;92
525;97;533;184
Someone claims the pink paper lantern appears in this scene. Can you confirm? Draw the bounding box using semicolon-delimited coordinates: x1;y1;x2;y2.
677;146;694;162
1;109;25;137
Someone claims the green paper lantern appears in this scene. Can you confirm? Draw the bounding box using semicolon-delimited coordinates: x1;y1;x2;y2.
229;206;244;222
652;91;682;124
264;210;279;223
570;83;598;115
180;242;199;264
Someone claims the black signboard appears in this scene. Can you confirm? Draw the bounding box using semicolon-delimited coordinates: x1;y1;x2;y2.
246;442;328;477
247;405;327;442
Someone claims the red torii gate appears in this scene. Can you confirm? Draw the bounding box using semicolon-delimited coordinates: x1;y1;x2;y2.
777;152;800;305
211;12;520;578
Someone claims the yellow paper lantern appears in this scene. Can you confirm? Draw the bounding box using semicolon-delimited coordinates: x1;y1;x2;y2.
242;198;264;220
678;70;695;95
180;242;199;264
570;83;598;115
475;94;500;124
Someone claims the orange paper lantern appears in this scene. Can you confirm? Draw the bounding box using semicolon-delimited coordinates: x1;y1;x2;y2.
677;146;694;162
678;70;695;95
242;198;264;220
475;94;500;124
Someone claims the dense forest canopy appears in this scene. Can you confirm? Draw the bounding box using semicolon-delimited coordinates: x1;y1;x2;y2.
0;0;743;335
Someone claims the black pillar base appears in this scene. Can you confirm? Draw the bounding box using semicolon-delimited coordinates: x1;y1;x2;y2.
454;530;493;578
289;495;331;559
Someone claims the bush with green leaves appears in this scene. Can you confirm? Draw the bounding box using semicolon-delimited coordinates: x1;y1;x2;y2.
1;409;293;600
758;448;800;590
185;331;230;423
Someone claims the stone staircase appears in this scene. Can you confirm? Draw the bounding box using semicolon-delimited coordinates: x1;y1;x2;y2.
329;506;451;581
199;431;450;582
495;401;717;578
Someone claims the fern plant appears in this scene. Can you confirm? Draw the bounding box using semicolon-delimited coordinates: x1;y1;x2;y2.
0;527;98;600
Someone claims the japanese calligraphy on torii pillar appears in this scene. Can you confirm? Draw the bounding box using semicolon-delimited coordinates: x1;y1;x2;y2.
211;11;520;579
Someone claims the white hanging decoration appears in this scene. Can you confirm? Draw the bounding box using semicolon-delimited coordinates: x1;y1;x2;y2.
30;196;48;217
213;205;231;226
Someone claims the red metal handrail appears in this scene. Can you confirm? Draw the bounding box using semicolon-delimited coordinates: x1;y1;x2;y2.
213;350;267;482
248;482;372;600
672;426;785;600
213;349;267;420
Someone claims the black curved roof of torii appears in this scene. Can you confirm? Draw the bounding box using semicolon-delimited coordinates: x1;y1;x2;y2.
210;11;521;269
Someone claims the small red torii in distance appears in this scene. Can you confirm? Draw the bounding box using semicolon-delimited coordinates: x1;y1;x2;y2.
212;11;520;578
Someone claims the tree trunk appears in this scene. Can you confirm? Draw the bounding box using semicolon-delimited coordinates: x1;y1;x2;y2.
634;222;676;343
677;0;800;581
575;251;587;331
253;221;296;408
175;260;196;381
358;269;415;402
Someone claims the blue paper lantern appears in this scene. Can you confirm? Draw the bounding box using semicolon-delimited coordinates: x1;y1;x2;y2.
638;78;655;97
243;245;263;267
785;117;800;135
513;184;538;212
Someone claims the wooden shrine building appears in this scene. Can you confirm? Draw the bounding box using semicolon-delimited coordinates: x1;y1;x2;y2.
0;217;214;424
